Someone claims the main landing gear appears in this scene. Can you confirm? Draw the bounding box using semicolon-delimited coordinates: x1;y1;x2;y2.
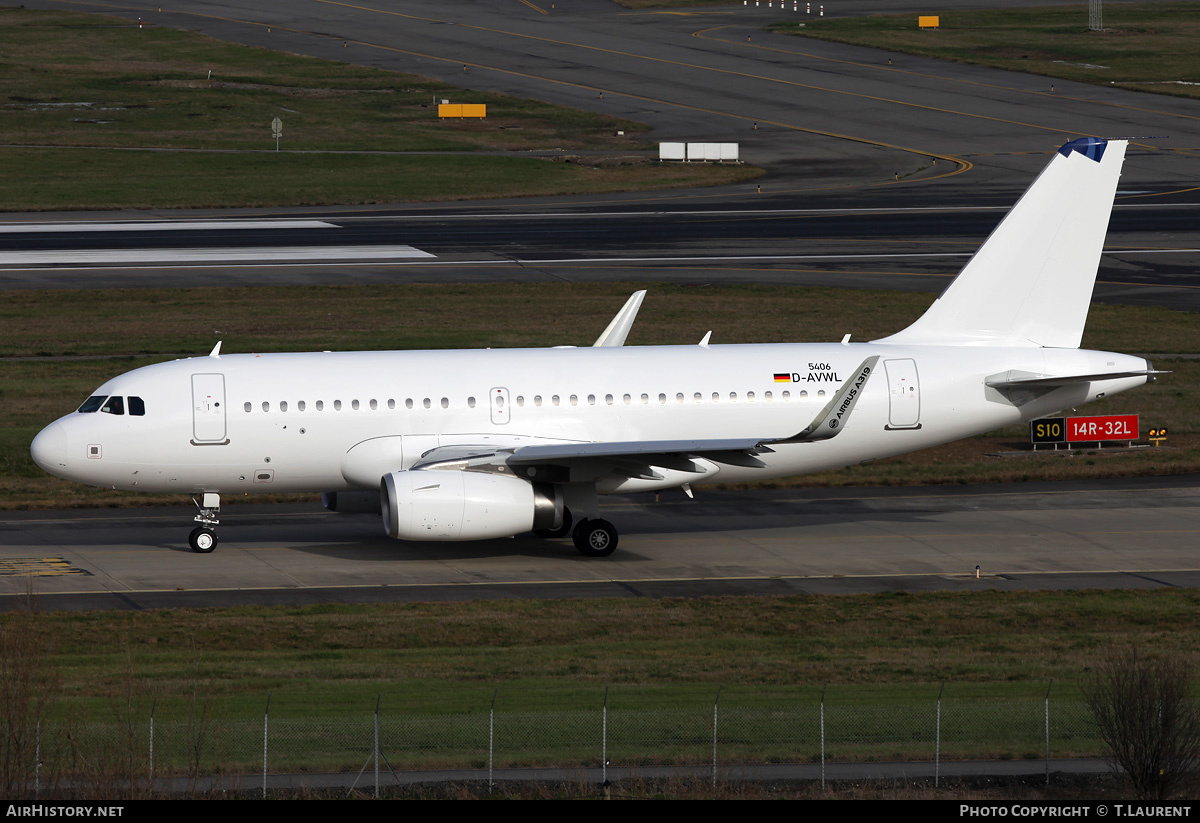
189;493;220;553
532;505;619;557
571;518;618;558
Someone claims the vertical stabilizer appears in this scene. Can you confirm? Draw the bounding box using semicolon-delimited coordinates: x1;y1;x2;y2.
877;138;1126;348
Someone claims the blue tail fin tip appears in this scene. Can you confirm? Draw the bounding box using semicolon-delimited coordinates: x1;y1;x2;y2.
1058;137;1107;162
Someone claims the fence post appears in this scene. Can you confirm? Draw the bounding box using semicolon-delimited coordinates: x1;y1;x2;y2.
1045;679;1054;786
711;687;722;788
602;686;609;787
489;688;497;793
374;695;381;798
936;681;945;787
262;694;271;800
149;698;156;784
820;684;827;791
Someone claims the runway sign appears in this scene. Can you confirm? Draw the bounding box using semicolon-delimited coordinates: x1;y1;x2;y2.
1031;415;1138;444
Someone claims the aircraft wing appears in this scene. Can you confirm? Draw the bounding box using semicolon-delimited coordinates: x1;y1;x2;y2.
411;438;774;475
409;356;879;481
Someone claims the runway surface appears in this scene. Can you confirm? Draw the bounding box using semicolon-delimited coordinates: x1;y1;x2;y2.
4;476;1199;611
5;0;1200;306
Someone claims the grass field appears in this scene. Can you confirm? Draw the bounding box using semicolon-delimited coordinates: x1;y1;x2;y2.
774;3;1200;100
3;588;1195;777
0;8;757;209
3;282;1197;510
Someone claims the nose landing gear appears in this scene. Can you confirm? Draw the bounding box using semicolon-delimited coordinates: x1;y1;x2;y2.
189;526;218;553
189;493;220;553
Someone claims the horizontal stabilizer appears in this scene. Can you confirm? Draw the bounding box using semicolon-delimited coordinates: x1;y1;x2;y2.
878;138;1127;348
986;369;1166;389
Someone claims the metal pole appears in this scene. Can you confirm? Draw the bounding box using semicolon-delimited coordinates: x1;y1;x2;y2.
35;719;40;798
711;687;722;788
149;698;156;783
374;695;381;799
489;688;497;793
1045;679;1054;785
936;682;945;787
602;686;608;786
820;684;827;791
263;694;271;800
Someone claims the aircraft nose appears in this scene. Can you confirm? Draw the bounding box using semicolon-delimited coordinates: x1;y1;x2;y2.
31;420;69;475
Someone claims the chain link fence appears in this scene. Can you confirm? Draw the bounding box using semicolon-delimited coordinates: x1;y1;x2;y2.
14;685;1106;794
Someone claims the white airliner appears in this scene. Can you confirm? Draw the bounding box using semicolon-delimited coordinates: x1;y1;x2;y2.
31;138;1158;556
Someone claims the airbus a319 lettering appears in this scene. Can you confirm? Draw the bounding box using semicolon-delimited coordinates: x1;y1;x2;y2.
31;138;1158;557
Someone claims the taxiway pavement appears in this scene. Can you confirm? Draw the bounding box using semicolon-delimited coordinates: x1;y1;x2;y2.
4;476;1198;611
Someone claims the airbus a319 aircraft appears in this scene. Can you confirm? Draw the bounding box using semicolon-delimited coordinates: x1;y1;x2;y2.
31;138;1159;556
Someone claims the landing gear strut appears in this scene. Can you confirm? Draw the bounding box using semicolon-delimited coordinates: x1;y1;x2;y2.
534;506;573;539
572;518;618;557
190;493;220;553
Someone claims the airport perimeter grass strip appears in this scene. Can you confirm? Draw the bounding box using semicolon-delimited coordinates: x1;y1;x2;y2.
2;590;1195;772
774;3;1200;101
3;283;1197;508
8;588;1199;705
0;8;754;209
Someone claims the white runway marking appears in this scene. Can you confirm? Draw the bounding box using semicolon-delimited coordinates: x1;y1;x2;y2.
0;220;338;233
2;248;1194;271
0;245;435;264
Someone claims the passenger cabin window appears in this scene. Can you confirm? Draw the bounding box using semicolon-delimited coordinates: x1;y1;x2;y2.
128;396;146;416
78;396;106;413
100;396;124;415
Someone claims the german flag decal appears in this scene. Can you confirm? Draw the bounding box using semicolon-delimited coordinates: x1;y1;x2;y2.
773;373;792;383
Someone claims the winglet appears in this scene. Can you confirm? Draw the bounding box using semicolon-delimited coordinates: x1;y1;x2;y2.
766;356;879;444
592;290;646;347
209;341;222;358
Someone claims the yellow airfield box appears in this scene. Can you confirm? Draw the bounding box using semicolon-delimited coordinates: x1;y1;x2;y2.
919;15;940;28
438;103;487;118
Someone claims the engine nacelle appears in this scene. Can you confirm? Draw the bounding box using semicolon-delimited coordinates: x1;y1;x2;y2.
381;470;560;541
320;491;383;514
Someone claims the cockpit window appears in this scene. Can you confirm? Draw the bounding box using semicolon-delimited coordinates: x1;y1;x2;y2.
78;395;106;413
128;396;145;416
100;396;124;416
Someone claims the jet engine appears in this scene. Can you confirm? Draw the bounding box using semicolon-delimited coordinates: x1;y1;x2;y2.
381;470;561;541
